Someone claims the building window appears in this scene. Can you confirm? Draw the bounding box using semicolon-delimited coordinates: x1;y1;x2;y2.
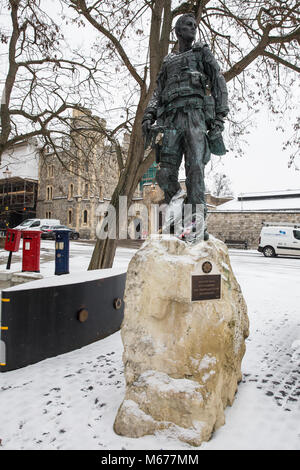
99;186;103;200
68;183;74;199
84;183;89;198
83;209;88;225
68;209;72;225
46;185;53;200
47;165;54;177
46;211;52;219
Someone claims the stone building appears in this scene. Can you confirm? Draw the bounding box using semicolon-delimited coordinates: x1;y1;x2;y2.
207;190;300;248
36;110;119;239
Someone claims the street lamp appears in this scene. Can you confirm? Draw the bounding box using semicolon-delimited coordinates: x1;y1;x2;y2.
3;166;12;227
3;166;12;179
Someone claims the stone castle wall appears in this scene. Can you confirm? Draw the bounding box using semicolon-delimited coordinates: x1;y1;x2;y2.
37;147;119;239
207;211;300;248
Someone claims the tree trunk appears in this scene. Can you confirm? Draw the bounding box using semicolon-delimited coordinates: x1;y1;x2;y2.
88;236;118;270
88;124;147;270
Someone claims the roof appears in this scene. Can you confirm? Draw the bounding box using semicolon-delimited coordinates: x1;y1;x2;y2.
217;189;300;211
0;176;38;184
237;189;300;199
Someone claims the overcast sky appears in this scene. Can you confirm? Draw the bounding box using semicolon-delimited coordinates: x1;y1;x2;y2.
210;108;299;196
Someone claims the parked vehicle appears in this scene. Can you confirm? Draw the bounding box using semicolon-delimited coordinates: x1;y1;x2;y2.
258;223;300;257
14;218;60;231
40;225;80;240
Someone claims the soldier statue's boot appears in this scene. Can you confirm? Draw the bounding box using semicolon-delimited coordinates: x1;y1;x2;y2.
162;188;186;236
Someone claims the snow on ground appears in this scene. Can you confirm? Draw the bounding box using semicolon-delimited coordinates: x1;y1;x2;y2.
0;240;136;277
0;243;300;450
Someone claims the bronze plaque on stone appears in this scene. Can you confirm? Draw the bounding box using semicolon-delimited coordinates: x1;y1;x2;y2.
202;261;212;274
191;274;221;301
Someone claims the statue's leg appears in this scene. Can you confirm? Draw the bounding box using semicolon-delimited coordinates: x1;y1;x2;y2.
156;128;183;204
184;115;211;241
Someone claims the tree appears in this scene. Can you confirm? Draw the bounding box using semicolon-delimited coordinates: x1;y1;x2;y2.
210;172;233;197
66;0;175;269
65;0;299;269
0;0;118;177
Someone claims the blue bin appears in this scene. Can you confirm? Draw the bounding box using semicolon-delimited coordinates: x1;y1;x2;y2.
55;230;70;275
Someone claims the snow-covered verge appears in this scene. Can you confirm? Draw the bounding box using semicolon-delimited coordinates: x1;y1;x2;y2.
0;247;299;450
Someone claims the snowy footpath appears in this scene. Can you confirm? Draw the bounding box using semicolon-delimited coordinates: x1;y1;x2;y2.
0;243;299;450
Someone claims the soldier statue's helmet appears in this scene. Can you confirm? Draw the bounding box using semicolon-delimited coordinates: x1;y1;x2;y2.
175;13;197;38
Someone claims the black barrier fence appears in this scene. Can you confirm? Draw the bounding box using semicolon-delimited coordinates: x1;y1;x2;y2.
0;270;126;372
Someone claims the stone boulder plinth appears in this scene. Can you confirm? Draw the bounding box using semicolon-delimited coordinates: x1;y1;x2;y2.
114;236;249;446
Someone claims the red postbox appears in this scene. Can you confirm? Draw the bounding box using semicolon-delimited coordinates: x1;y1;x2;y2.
4;229;22;270
4;229;21;252
22;230;42;273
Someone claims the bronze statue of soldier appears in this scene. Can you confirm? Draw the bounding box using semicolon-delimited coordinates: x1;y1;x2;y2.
142;13;229;242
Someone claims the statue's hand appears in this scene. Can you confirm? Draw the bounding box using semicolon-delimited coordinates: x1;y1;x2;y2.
213;114;225;133
142;119;153;138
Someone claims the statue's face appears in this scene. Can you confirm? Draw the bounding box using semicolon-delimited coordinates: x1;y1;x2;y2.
177;16;197;42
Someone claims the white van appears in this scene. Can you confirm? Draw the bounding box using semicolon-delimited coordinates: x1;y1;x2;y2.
14;218;60;231
258;223;300;257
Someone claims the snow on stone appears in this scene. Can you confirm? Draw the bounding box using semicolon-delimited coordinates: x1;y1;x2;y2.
5;267;127;292
156;420;206;444
198;355;217;370
190;354;217;373
135;370;203;400
221;261;230;271
121;400;155;424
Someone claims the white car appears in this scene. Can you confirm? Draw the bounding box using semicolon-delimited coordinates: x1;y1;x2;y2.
14;218;60;231
258;223;300;257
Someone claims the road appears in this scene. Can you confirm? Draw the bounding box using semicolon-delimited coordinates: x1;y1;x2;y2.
227;248;300;420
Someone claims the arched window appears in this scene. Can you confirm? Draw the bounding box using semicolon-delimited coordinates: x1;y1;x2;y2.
68;209;72;225
84;183;89;198
46;186;53;200
69;183;74;199
83;210;88;224
47;165;54;177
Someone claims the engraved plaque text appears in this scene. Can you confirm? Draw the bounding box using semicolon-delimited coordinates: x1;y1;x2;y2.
191;274;221;301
